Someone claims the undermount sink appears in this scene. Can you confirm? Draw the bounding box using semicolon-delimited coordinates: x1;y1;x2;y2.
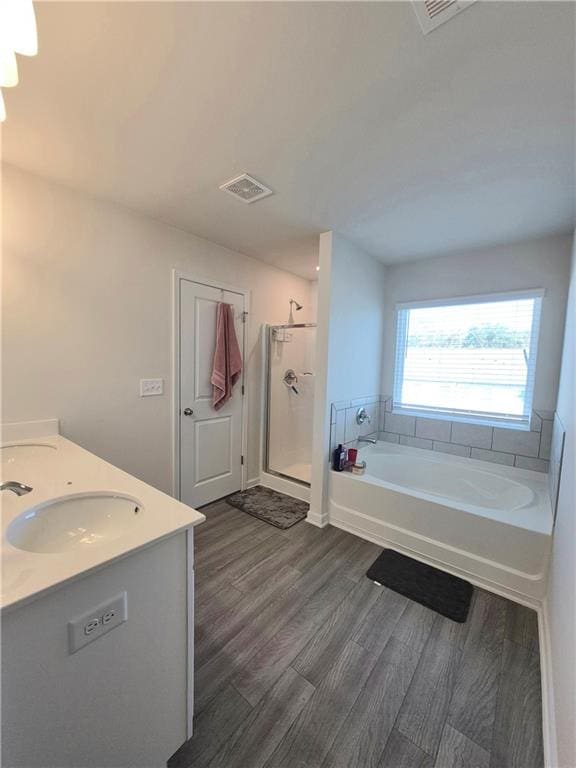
6;493;143;554
1;443;57;463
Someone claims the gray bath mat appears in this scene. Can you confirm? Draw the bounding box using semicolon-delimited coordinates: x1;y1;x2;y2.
226;486;308;529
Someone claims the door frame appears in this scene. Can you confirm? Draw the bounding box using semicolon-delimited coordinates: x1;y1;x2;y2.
263;322;317;488
171;269;250;502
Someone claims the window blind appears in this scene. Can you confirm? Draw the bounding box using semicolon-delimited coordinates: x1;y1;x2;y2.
393;290;543;429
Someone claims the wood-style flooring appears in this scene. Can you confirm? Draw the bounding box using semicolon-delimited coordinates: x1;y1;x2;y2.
168;499;544;768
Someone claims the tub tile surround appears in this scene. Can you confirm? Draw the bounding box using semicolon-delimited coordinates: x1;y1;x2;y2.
548;413;566;522
433;441;471;458
491;427;541;457
451;422;493;450
330;395;555;474
414;416;451;443
470;447;515;467
539;419;553;460
383;412;416;437
378;396;553;473
330;395;563;474
330;395;380;455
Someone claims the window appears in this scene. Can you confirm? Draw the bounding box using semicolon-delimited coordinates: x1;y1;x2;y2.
393;290;543;429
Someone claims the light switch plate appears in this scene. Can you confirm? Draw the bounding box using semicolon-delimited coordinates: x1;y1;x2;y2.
68;592;127;654
140;378;164;397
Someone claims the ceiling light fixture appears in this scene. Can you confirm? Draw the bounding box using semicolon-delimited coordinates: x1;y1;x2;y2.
0;0;38;122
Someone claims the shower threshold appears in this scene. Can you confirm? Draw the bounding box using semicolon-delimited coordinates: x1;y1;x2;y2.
268;462;311;486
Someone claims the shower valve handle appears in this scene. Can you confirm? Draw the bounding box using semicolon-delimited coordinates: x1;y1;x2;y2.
283;369;299;389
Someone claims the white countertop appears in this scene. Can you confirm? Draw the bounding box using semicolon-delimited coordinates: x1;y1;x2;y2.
1;435;205;612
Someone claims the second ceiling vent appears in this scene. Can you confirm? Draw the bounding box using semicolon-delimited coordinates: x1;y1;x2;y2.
219;173;274;204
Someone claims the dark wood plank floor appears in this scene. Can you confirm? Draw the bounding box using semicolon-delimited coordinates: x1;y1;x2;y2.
169;500;544;768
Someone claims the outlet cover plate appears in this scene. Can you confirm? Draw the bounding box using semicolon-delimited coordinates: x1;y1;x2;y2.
140;378;164;397
68;592;127;654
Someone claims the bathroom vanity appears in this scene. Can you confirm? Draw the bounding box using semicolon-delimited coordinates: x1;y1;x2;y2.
1;421;205;768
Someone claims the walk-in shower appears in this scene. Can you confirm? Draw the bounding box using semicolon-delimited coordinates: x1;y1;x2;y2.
265;323;316;486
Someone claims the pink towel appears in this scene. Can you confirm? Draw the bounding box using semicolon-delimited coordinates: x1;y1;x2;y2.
211;302;243;410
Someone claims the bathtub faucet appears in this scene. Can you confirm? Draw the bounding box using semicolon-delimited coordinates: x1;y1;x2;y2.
358;436;377;444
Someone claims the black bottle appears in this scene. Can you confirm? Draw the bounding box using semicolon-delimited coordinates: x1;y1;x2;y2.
332;444;345;471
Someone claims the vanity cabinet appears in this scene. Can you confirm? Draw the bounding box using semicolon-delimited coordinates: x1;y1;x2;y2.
2;530;195;768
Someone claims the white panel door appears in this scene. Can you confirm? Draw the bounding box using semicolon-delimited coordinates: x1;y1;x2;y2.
179;279;245;508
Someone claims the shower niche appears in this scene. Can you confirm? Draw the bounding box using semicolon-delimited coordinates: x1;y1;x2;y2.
265;323;316;486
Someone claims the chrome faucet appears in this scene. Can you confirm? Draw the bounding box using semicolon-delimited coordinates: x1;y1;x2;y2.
1;481;33;496
358;436;377;444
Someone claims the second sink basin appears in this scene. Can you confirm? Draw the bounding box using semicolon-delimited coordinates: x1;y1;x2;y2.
1;443;57;464
7;493;143;553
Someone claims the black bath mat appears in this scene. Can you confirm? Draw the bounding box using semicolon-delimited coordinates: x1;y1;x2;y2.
226;486;308;529
367;550;473;623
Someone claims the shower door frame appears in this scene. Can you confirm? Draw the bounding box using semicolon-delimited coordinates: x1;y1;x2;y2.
265;322;317;488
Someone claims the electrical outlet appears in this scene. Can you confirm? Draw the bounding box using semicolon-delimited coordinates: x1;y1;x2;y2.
68;592;127;654
139;378;163;397
84;618;100;635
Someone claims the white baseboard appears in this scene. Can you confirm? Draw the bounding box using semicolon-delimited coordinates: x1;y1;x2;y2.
538;600;558;768
306;508;329;528
246;476;260;489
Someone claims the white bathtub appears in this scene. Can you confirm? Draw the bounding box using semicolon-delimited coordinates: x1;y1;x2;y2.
329;441;553;600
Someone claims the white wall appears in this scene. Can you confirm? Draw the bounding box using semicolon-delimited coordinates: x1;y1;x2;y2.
1;165;314;492
325;236;386;404
308;280;319;324
381;235;572;411
310;232;386;523
546;233;575;768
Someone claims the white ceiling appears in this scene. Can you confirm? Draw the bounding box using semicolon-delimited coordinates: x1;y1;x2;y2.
3;1;575;280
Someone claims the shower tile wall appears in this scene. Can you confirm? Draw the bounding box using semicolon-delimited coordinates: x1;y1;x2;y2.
330;395;555;474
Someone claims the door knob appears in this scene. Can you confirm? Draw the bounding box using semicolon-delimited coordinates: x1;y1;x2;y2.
183;408;194;416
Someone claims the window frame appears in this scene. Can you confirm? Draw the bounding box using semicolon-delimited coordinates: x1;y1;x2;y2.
392;289;544;431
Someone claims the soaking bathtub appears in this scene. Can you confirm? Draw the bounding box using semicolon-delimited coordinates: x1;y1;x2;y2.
328;441;553;600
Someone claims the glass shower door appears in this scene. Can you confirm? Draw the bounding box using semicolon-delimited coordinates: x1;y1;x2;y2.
266;324;316;486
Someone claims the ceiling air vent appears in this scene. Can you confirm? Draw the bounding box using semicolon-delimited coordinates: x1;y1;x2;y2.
412;0;478;34
219;173;274;204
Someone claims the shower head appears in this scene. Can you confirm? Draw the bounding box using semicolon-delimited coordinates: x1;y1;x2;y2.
290;299;303;312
